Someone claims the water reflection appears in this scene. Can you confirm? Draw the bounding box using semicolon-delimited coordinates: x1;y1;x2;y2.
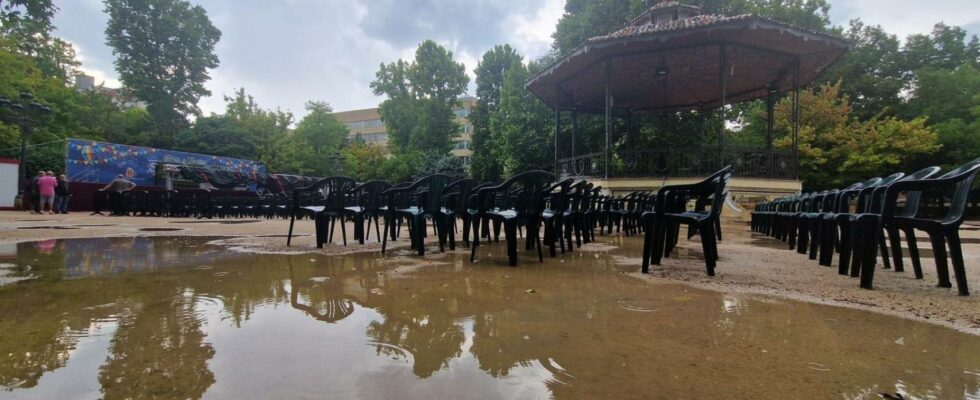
0;236;979;399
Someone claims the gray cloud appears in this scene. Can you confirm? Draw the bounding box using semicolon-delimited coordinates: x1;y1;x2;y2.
53;0;560;118
358;0;542;55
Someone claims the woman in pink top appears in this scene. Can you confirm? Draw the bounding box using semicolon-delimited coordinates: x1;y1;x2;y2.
38;171;58;214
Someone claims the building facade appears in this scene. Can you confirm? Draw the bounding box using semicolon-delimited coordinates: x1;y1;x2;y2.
332;97;476;162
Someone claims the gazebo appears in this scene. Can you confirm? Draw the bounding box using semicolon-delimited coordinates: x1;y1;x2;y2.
525;0;848;197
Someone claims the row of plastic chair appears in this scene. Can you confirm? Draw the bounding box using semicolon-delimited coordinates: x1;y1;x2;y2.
286;172;658;267
92;189;291;219
752;158;980;295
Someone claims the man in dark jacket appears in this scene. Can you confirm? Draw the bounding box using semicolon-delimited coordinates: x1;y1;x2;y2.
53;174;70;214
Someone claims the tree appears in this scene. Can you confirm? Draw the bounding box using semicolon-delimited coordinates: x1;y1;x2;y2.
222;87;293;159
821;20;905;120
906;64;980;167
0;0;80;82
343;141;387;181
492;63;555;175
104;0;221;146
903;23;980;74
175;115;253;159
772;82;939;189
470;44;523;181
371;40;469;156
293;101;346;156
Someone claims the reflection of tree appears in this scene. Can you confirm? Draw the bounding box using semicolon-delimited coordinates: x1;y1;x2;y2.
365;314;465;379
0;313;74;388
98;291;215;400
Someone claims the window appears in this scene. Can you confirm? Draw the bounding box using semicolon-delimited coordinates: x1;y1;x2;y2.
346;119;384;129
462;124;473;134
355;133;387;142
454;108;470;118
453;140;470;150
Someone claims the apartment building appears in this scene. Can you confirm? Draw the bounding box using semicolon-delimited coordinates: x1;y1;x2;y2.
332;97;476;162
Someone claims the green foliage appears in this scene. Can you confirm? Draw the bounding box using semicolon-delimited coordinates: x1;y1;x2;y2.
821;20;905;119
902;23;980;73
371;40;469;155
343;141;388;181
772;82;940;189
492;62;554;175
0;44;148;175
553;0;644;54
0;0;79;82
377;152;422;183
471;44;523;181
175;115;253;159
104;0;221;146
293;101;346;155
417;151;468;180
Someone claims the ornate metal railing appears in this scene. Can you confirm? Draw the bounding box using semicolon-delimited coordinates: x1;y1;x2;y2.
559;147;796;180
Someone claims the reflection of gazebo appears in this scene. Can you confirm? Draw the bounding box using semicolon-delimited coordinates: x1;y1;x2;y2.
526;0;848;185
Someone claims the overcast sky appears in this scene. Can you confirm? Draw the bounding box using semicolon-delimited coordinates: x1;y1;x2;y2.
54;0;980;119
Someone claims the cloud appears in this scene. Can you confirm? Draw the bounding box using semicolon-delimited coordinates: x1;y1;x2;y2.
827;0;980;41
53;0;562;119
52;0;975;121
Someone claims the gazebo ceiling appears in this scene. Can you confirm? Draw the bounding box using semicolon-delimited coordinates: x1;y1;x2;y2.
526;10;849;114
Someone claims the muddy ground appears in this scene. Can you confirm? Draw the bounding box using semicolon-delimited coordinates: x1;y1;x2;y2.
1;211;978;334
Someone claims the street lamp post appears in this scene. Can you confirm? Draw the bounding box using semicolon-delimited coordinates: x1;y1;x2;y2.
0;92;52;210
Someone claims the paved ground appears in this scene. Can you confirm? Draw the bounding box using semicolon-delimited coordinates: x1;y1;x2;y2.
1;210;978;334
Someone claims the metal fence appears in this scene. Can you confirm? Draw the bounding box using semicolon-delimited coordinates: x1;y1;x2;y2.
559;147;797;180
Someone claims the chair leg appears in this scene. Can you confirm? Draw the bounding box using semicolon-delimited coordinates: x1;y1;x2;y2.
381;217;390;254
340;217;348;246
904;228;924;279
470;217;481;263
858;216;880;289
887;227;904;272
947;230;970;296
411;216;424;256
701;223;716;276
536;224;544;263
838;219;853;275
505;221;518;267
819;217;836;267
929;232;952;288
287;213;296;246
641;217;652;273
374;216;382;243
878;231;891;270
448;216;456;251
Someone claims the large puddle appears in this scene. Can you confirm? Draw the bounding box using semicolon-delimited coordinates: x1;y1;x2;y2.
0;236;979;399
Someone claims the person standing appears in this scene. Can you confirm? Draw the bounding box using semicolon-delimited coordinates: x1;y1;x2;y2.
53;174;70;214
100;174;136;216
29;171;44;214
37;171;57;214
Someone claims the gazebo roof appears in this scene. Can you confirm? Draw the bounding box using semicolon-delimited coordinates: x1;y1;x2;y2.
526;2;849;114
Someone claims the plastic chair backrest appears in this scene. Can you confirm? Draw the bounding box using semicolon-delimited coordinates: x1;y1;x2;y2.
409;174;453;214
312;177;357;211
492;171;554;217
939;158;980;224
446;178;479;212
896;166;942;217
353;180;391;212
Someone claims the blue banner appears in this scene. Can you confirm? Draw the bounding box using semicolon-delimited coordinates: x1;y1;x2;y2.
65;139;266;188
